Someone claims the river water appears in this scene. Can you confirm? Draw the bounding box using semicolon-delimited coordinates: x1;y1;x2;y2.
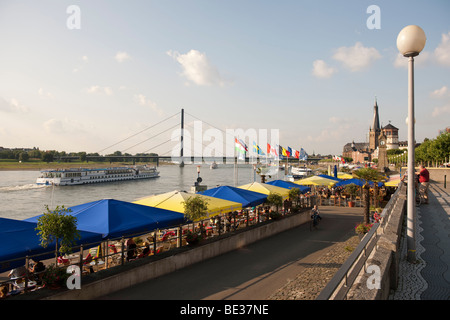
0;164;282;220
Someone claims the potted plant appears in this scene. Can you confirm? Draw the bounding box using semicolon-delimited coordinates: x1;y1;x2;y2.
345;184;359;207
268;210;282;220
185;230;200;245
42;264;69;289
355;222;373;238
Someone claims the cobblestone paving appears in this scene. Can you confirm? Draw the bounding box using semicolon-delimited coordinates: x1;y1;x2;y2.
268;234;360;300
389;183;450;300
389;205;428;300
269;183;450;301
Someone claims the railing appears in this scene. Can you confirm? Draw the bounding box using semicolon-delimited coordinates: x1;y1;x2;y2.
316;183;403;300
0;195;316;298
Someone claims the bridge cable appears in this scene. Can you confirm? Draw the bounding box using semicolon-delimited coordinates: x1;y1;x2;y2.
97;111;180;154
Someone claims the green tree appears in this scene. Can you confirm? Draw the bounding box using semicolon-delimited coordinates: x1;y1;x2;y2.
288;188;300;206
19;152;29;162
266;192;283;213
42;152;54;163
183;196;209;222
416;132;450;164
36;205;80;256
79;152;87;162
354;168;384;224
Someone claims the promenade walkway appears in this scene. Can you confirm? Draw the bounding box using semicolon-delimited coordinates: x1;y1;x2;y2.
99;206;363;300
390;182;450;300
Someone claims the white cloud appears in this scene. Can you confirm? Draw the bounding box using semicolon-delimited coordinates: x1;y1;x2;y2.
43;118;91;135
38;88;54;99
86;86;113;95
333;42;381;71
312;60;337;79
434;32;450;67
87;85;100;94
0;97;29;113
430;86;448;98
115;51;131;63
134;94;163;116
43;118;65;134
82;55;89;62
394;51;431;68
104;87;113;96
431;105;450;117
167;49;226;86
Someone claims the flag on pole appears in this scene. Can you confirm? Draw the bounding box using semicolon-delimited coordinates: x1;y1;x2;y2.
293;148;300;159
280;145;290;157
287;147;293;157
235;138;247;160
268;143;278;158
299;148;308;160
253;142;265;156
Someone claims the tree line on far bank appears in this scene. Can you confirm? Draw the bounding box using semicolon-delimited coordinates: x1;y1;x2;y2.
0;148;158;163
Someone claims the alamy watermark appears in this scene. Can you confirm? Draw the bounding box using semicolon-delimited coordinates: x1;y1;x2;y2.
66;5;81;30
366;264;381;290
170;121;280;165
66;265;81;290
366;5;381;30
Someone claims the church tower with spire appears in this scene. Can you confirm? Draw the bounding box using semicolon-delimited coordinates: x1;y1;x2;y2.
369;98;381;151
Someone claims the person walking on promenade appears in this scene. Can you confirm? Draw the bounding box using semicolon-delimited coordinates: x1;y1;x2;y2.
417;165;430;204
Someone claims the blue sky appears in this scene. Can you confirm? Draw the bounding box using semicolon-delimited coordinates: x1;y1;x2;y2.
0;0;449;156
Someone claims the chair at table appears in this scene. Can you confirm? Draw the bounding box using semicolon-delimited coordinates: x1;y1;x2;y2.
108;244;121;265
57;256;70;266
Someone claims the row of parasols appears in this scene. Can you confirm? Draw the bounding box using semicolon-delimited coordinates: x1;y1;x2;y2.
0;175;400;272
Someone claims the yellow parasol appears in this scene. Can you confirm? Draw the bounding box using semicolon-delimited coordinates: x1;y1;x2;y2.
294;175;338;187
133;190;242;218
237;182;290;199
337;172;353;180
383;174;401;187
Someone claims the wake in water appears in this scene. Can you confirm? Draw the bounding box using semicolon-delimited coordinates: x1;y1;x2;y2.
0;184;50;192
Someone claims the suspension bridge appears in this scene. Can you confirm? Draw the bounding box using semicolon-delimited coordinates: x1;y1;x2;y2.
55;109;318;165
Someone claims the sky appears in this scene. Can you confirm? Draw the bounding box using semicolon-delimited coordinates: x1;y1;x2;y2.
0;0;449;157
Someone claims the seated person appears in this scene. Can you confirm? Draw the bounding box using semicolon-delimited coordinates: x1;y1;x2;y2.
126;238;137;261
138;243;151;258
29;259;45;273
29;259;46;284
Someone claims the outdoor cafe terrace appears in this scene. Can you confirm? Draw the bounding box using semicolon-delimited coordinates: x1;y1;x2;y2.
0;176;397;299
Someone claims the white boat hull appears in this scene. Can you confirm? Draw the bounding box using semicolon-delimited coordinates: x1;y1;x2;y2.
36;166;159;186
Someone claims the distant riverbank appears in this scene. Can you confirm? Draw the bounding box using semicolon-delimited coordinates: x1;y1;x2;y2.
0;161;170;171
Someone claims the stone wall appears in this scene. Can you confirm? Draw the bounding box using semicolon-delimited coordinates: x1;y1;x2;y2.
346;186;407;300
428;168;450;183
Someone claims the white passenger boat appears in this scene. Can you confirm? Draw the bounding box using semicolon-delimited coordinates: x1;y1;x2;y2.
290;167;313;178
36;165;159;186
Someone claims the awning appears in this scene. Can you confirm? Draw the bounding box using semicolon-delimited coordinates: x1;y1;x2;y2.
26;199;185;239
237;182;290;199
134;190;242;218
266;180;311;194
294;175;338;187
0;217;103;273
199;186;267;208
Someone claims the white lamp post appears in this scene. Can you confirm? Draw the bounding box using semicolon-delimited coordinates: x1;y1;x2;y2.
397;25;426;262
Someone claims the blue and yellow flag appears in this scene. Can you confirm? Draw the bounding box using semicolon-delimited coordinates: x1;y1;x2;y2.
253;142;265;156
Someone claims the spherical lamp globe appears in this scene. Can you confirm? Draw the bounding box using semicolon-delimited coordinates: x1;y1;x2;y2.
397;25;426;57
